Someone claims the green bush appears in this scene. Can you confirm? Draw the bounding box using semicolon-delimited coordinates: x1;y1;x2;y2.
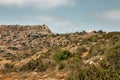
104;43;120;69
67;64;120;80
87;42;107;58
20;57;44;72
4;63;14;69
3;63;16;73
66;57;82;71
68;42;120;80
52;50;72;62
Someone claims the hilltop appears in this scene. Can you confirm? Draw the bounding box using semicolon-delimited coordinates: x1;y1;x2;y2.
0;24;52;34
0;25;120;80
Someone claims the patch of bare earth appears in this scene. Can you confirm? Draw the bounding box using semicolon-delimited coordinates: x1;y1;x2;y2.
0;71;69;80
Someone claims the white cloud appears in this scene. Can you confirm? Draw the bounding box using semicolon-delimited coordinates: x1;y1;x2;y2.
0;0;76;9
96;10;120;21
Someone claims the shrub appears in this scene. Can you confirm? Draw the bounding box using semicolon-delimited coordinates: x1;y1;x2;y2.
20;57;44;72
52;50;72;62
3;63;16;73
58;62;66;70
67;43;120;80
66;57;82;70
4;53;17;61
98;30;104;34
87;42;107;58
4;63;14;69
75;46;87;58
104;43;120;69
67;64;120;80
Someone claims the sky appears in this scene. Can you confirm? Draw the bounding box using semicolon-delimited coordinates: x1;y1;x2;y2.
0;0;120;33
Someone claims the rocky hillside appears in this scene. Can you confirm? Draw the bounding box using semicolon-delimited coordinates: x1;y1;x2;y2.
0;25;52;34
0;25;120;80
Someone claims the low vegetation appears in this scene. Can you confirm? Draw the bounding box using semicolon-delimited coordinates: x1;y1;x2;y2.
52;50;72;62
0;25;119;80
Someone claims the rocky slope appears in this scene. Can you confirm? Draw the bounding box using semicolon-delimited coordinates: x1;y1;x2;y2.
0;25;119;80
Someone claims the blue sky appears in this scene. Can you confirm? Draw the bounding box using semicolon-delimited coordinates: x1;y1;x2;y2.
0;0;120;33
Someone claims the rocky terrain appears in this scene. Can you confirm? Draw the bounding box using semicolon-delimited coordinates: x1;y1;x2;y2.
0;25;120;80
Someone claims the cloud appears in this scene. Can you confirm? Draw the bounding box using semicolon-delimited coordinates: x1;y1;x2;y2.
0;0;76;9
96;10;120;21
